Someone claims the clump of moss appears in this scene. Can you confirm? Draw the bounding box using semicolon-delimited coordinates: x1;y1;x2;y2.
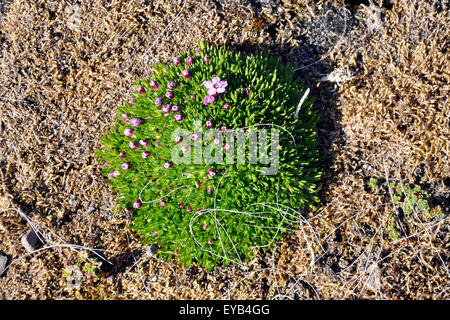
97;43;321;269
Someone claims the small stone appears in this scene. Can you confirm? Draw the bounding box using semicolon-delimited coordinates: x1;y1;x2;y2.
0;255;7;276
21;229;43;253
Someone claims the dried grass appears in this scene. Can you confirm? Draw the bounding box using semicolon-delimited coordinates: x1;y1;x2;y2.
0;0;448;299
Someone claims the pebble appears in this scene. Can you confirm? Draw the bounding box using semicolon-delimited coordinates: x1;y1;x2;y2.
21;229;43;253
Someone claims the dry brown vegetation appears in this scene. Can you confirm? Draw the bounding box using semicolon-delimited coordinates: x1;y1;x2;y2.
0;0;448;299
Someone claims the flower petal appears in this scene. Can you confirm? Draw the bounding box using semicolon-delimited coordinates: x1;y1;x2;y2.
208;88;217;95
212;77;221;84
204;81;214;89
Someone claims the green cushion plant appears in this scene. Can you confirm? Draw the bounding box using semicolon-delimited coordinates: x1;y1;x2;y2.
97;43;321;270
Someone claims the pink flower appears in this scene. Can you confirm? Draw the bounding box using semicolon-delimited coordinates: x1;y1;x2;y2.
122;114;129;122
142;151;151;159
175;136;183;143
173;57;181;65
171;105;179;112
213;138;220;145
108;170;119;179
178;201;184;208
168;82;178;90
182;69;191;79
245;87;251;95
150;80;159;90
206;186;213;193
119;152;126;158
133;200;142;209
174;114;183;121
138;87;146;94
208;239;213;245
186;57;193;65
121;162;131;170
202;223;208;230
164;162;173;169
195;49;200;56
207;169;216;177
187;206;193;212
156;141;162;147
181;145;189;153
223;103;230;110
159;200;166;207
204;95;215;105
124;128;134;137
168;185;174;190
205;120;213;128
224;143;231;151
220;126;227;134
190;133;199;141
129;141;139;150
139;139;149;147
104;161;110;166
165;91;174;100
190;94;196;99
155;97;163;106
204;77;228;96
203;55;210;63
153;231;158;237
162;105;171;113
129;118;145;127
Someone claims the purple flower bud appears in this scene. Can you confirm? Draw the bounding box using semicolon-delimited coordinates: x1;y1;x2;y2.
153;231;158;237
129;141;139;150
133;200;142;209
150;80;159;90
168;185;174;190
171;105;179;112
220;126;227;134
122;114;129;122
190;94;196;99
155;97;163;106
203;55;210;63
178;201;184;208
129;118;145;127
168;82;178;90
138;87;146;94
182;69;190;78
173;57;181;65
186;57;193;65
206;186;213;193
245;87;251;95
224;143;231;151
207;169;216;177
213;138;220;145
190;133;199;141
187;206;193;212
164;162;173;169
121;162;131;170
181;145;189;153
165;91;174;100
159;200;166;207
108;170;119;179
202;223;208;230
119;152;126;158
162;104;171;113
142;151;151;159
223;103;230;110
205;120;213;128
175;136;183;143
124;128;134;137
139;139;149;147
156;141;162;147
174;114;183;122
